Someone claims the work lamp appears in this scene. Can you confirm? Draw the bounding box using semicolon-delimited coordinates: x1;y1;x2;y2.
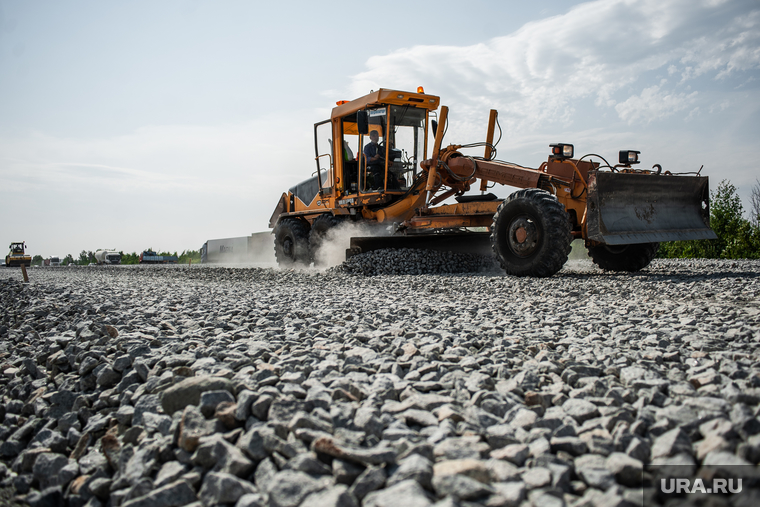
619;150;640;165
550;144;574;159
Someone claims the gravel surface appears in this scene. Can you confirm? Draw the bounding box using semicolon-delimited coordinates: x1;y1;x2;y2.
1;258;759;507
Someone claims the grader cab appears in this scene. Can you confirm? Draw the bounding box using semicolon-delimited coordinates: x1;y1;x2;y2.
269;88;716;277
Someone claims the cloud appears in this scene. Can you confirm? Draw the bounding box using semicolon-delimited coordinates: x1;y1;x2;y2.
615;84;698;124
347;0;760;135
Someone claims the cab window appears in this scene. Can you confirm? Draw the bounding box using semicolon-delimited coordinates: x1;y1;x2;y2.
388;106;425;192
358;107;387;193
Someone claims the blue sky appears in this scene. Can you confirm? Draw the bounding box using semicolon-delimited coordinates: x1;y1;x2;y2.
1;0;758;258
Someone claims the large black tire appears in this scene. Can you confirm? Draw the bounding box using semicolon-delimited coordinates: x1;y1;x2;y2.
588;242;659;272
491;189;572;277
273;218;310;267
309;214;342;264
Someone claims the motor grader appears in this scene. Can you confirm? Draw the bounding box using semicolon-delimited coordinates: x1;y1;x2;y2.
269;88;716;277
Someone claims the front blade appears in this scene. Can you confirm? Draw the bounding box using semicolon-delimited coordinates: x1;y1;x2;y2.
347;232;492;259
586;171;717;245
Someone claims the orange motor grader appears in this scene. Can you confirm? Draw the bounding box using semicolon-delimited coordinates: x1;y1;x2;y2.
269;88;716;277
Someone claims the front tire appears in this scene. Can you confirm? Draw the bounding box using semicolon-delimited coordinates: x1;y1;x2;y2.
273;218;310;267
491;189;572;277
588;243;658;272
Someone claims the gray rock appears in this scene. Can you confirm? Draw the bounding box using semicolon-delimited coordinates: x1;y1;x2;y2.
200;389;236;417
562;398;600;423
96;365;122;388
235;493;266;507
284;452;332;475
161;375;235;415
387;453;433;489
191;434;254;477
132;394;162;427
179;405;214;453
490;444;529;466
199;471;258;505
549;436;587;456
432;473;495;500
250;394;274;421
364;479;433;507
333;458;365;485
32;452;69;490
301;485;359;507
267;470;325;507
235;390;257;421
605;452;643;487
120;479;198;507
491;481;526;507
651;427;693;459
348;466;386;500
523;467;552;489
574;454;615;490
154;461;188;488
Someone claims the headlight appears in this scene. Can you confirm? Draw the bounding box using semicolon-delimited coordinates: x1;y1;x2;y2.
619;150;640;165
550;143;574;159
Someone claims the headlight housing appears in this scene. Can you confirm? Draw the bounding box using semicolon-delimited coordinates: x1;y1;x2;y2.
619;150;640;165
550;143;574;159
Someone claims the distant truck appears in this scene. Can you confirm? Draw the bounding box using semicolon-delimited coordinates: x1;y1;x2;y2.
5;242;31;267
200;233;274;264
43;256;61;267
139;250;178;264
94;250;121;265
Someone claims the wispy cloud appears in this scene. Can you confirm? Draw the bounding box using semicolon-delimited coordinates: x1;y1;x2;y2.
347;0;759;134
615;83;699;124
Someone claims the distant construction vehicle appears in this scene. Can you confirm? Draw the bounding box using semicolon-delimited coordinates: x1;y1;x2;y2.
200;233;275;264
139;250;178;264
269;88;716;276
94;250;122;265
43;256;61;267
5;242;31;268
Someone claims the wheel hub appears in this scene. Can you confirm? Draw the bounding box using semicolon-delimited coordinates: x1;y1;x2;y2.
283;238;294;257
508;216;539;257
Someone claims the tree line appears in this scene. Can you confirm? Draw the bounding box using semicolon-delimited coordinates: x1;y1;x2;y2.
31;249;202;266
658;179;760;259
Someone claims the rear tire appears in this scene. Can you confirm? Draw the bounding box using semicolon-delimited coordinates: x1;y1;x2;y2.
274;218;310;267
309;214;342;264
491;189;572;277
587;243;659;272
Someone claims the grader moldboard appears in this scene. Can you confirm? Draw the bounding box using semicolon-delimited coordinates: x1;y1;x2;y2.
269;88;716;277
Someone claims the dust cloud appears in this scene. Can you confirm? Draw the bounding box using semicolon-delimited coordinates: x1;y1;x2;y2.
313;221;391;269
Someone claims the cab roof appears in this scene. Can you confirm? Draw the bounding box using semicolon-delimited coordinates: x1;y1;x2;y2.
331;88;440;119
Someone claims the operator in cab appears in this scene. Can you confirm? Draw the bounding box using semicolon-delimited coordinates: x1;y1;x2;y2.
363;130;384;190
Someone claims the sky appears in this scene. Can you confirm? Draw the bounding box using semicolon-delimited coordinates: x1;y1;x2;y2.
1;0;758;259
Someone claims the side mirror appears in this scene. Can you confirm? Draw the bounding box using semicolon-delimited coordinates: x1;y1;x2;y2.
357;111;369;135
431;120;438;136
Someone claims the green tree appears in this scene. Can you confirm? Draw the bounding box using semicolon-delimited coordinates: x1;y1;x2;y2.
78;250;88;265
178;249;202;264
751;179;760;228
32;255;44;266
62;254;74;266
119;252;139;265
659;179;760;259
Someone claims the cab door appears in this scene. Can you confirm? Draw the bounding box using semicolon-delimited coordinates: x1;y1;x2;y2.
314;120;334;196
